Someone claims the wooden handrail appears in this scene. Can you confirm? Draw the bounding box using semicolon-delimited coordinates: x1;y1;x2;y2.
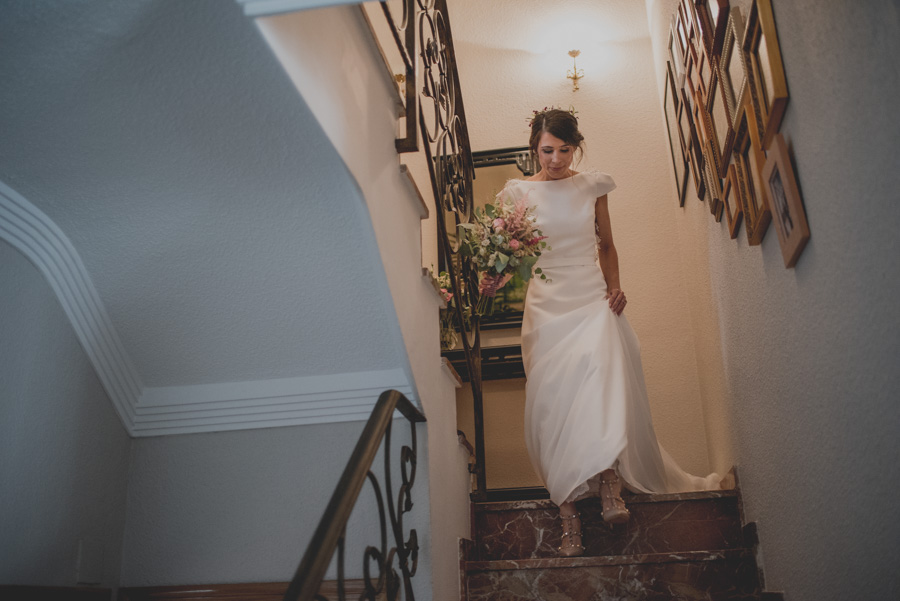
283;389;425;601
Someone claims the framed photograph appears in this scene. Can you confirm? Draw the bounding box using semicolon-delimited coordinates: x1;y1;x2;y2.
762;133;810;267
675;6;689;62
665;62;689;207
695;0;731;55
719;7;747;132
743;0;789;147
681;87;707;200
722;162;743;239
685;49;700;100
704;67;730;178
677;88;692;156
703;144;724;222
468;146;535;327
732;92;771;245
668;24;685;81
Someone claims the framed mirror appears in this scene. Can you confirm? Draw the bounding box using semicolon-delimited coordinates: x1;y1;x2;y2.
470;146;535;329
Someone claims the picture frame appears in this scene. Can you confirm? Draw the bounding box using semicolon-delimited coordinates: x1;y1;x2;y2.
722;162;743;239
703;144;724;222
677;88;692;156
719;7;747;132
762;133;810;267
703;69;729;178
665;62;689;207
732;92;771;245
695;0;731;55
675;6;689;63
668;24;685;81
743;0;789;147
681;86;707;200
468;146;535;328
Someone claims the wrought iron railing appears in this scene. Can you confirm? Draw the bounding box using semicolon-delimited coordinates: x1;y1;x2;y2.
283;390;425;601
377;0;485;498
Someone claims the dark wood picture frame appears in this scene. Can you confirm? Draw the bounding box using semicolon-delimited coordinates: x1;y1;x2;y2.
723;162;743;239
680;86;707;200
732;92;771;245
743;0;789;147
665;62;689;207
762;133;810;267
669;24;685;81
695;0;731;55
703;141;724;222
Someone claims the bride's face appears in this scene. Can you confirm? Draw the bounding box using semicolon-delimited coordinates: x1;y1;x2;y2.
537;131;575;179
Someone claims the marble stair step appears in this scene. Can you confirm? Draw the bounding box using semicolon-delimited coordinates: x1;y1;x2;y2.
465;548;762;601
473;490;743;561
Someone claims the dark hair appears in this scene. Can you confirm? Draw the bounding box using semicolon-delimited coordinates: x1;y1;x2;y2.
529;109;585;159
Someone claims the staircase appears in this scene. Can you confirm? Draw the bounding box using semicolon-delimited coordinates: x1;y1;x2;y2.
461;488;784;600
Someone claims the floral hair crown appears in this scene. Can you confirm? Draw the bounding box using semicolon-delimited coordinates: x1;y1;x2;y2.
527;105;579;127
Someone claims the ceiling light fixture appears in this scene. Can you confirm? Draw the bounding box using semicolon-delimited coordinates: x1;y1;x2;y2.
567;49;584;91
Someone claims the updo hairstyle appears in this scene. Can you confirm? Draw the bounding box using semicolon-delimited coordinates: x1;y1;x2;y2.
529;109;585;162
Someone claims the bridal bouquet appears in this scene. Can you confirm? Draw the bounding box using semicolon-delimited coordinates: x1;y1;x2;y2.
458;192;550;316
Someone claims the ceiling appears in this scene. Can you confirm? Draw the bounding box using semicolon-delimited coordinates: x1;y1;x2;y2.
0;0;402;417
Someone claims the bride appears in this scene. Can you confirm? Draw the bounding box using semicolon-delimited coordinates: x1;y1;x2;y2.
498;109;721;557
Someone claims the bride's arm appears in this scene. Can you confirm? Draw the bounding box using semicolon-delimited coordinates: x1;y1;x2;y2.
595;195;627;315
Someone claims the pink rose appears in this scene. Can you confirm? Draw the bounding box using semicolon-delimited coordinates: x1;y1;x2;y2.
509;239;520;250
492;218;505;231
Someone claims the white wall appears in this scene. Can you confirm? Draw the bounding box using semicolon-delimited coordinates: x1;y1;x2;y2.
119;419;417;586
254;5;471;600
646;1;900;599
0;240;131;588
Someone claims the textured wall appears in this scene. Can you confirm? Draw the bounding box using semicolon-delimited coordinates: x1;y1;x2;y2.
0;241;131;588
646;1;900;599
0;0;399;388
448;0;716;479
119;419;425;586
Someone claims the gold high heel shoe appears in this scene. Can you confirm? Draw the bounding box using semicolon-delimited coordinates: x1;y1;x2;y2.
600;473;630;524
558;511;585;557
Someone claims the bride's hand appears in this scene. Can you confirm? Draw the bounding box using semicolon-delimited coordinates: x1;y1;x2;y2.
605;288;627;315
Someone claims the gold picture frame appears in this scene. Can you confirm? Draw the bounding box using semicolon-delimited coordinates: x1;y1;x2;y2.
732;92;771;245
681;87;707;200
705;64;731;178
762;133;810;267
719;7;746;129
695;0;731;55
743;0;789;147
722;162;743;238
665;62;689;207
703;143;724;222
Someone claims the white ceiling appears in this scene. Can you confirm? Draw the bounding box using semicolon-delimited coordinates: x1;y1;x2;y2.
447;0;651;51
0;1;400;390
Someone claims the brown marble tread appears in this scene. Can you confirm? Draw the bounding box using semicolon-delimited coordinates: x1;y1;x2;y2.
465;548;761;601
473;491;743;561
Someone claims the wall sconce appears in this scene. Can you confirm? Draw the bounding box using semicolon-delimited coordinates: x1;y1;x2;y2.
567;50;584;91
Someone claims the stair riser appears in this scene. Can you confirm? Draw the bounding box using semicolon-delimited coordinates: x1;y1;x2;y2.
466;554;760;601
475;495;742;560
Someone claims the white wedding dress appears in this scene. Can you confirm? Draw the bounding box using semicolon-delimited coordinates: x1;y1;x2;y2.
501;170;720;506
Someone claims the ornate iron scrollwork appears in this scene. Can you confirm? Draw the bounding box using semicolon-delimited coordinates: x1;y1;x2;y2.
319;416;419;601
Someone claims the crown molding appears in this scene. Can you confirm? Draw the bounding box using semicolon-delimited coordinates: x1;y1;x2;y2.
133;369;414;436
0;181;141;430
1;180;414;437
236;0;360;18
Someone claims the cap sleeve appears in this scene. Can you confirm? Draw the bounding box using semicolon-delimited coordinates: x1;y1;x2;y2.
592;171;616;198
497;178;525;202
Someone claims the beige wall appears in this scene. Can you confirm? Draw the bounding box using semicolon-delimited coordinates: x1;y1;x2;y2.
449;0;720;482
646;1;900;599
